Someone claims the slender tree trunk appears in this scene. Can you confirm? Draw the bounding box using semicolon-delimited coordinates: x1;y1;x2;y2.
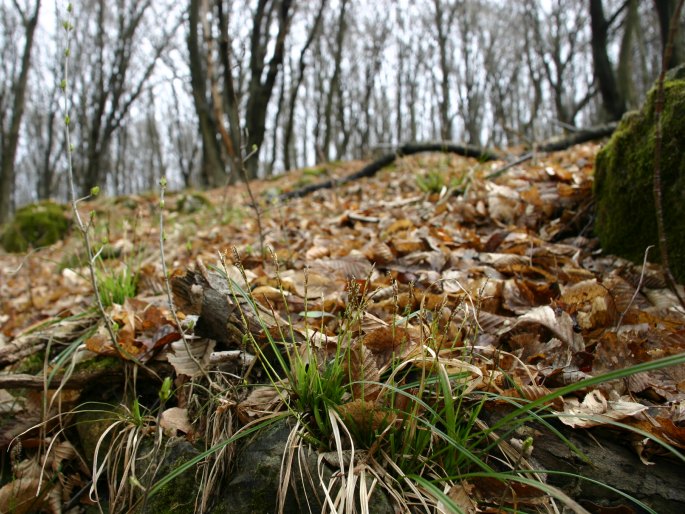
217;0;242;180
37;109;58;200
322;0;348;162
654;0;684;68
188;0;224;187
0;1;41;223
283;0;326;171
433;0;452;141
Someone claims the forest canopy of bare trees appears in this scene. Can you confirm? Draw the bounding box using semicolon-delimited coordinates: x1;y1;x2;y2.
0;0;683;222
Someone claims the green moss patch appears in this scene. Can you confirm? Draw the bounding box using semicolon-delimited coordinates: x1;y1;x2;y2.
1;201;70;253
593;66;685;281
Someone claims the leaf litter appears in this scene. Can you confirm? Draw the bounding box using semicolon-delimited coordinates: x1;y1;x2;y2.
1;144;684;511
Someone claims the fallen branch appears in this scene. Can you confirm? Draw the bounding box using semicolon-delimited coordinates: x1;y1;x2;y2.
277;142;500;201
278;125;618;201
486;122;619;180
536;122;618;152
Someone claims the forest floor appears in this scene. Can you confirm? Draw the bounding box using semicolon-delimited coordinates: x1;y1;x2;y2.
1;144;685;513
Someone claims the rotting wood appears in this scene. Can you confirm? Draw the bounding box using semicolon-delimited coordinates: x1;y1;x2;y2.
171;263;306;351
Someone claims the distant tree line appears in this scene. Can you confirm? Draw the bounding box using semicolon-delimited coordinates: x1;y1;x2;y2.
0;0;683;222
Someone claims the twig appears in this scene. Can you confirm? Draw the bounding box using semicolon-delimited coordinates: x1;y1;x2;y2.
239;146;266;258
485;152;533;180
653;0;685;310
616;245;653;330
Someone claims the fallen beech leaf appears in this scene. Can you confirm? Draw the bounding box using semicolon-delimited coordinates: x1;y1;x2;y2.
160;407;192;436
515;306;581;350
237;386;282;424
0;477;51;514
446;481;478;514
557;390;648;428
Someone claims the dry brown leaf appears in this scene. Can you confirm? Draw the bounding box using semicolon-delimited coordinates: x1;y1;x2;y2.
446;481;478;514
160;407;193;436
515;306;582;350
0;477;51;514
236;386;282;425
557;390;648;428
344;343;381;400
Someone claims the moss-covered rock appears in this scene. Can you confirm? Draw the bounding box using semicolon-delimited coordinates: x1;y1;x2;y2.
174;192;212;214
1;201;70;253
142;439;201;514
594;65;685;281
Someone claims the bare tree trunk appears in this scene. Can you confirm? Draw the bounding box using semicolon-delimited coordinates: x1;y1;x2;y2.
0;0;41;223
36;107;59;200
654;0;685;68
590;0;627;121
217;0;242;179
268;70;287;175
244;0;294;179
283;0;326;171
617;0;638;108
433;0;454;141
188;0;225;187
322;0;348;162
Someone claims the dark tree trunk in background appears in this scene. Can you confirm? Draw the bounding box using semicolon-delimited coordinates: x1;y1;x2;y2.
617;0;638;109
590;0;627;121
654;0;685;68
244;0;294;179
0;1;40;223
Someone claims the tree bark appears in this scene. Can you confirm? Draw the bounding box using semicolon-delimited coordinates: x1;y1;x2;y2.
244;0;294;179
283;0;327;171
590;0;627;121
0;0;41;223
433;0;454;141
654;0;685;68
617;0;638;109
188;0;225;187
322;0;348;162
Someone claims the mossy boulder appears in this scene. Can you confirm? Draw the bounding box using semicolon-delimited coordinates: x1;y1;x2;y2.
593;65;685;281
1;201;70;253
